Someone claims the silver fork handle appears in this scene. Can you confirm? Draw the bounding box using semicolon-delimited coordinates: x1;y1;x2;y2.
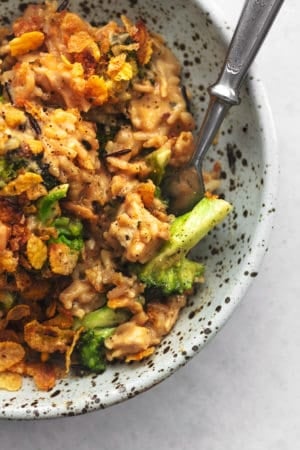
192;0;284;171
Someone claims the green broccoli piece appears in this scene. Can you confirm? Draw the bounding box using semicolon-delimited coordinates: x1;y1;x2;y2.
77;327;115;373
37;184;69;223
0;290;15;312
53;216;82;237
75;305;131;372
51;216;84;251
37;184;85;251
0;157;15;188
74;305;131;330
136;195;233;295
140;257;205;295
145;146;171;185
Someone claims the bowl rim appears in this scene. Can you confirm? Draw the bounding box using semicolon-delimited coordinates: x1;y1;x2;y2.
0;0;279;419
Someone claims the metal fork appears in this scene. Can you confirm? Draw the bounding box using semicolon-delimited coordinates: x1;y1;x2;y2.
162;0;284;216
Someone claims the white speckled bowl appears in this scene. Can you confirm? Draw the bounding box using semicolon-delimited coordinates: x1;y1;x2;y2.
0;0;278;419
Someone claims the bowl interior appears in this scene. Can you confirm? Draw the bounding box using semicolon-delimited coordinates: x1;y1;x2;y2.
0;0;277;419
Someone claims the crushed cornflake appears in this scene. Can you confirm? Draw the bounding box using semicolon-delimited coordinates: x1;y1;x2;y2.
0;341;25;372
0;372;23;391
0;173;43;196
9;31;45;56
24;320;75;354
26;234;48;270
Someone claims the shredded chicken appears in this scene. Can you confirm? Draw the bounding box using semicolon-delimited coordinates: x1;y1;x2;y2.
105;322;160;360
107;191;170;263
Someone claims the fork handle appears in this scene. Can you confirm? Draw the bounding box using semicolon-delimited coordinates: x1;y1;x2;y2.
192;0;284;171
211;0;284;103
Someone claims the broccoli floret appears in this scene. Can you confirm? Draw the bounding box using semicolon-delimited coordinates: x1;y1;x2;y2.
136;195;233;295
77;327;115;373
141;257;205;295
36;185;85;250
51;216;84;251
0;157;15;188
75;305;131;372
145;146;171;185
37;184;69;223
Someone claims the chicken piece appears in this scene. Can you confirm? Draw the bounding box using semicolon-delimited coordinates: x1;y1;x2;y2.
59;279;104;318
105;322;159;361
146;295;187;337
107;192;170;263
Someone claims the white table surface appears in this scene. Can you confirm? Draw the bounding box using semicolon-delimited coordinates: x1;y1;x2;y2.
1;1;299;449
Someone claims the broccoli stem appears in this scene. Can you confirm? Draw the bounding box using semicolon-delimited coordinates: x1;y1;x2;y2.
51;216;84;251
74;305;131;330
164;195;233;263
37;183;69;223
